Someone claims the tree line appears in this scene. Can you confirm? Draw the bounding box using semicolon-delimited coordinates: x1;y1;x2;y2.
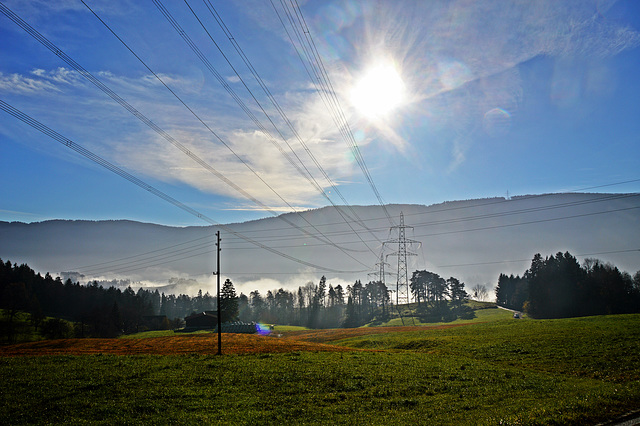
209;273;473;328
0;259;161;341
1;257;476;342
496;252;640;318
238;277;387;329
0;259;247;340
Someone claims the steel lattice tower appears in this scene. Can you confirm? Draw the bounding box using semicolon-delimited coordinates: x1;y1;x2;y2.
384;212;418;306
368;251;391;286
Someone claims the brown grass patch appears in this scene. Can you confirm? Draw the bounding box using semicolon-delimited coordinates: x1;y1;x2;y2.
0;333;354;357
0;324;474;356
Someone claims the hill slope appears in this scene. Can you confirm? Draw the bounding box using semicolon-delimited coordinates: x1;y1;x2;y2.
1;193;638;295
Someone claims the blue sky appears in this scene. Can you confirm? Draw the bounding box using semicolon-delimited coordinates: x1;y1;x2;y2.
1;0;640;227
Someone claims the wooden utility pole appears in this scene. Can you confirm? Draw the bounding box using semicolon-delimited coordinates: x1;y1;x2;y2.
215;231;222;355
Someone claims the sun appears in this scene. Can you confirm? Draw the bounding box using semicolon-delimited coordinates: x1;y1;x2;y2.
350;62;406;119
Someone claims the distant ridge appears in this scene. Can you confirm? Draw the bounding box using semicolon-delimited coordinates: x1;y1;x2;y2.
1;193;638;296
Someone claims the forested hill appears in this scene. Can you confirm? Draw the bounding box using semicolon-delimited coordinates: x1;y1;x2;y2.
0;193;638;295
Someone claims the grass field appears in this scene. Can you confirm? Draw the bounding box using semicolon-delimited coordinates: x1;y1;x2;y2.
376;303;513;327
1;313;639;425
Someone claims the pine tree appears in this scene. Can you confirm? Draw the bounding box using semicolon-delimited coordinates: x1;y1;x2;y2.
447;277;467;308
220;279;239;322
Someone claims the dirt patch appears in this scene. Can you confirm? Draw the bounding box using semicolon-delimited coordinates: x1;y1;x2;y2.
0;333;355;356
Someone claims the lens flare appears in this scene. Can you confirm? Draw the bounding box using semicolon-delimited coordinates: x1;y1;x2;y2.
482;108;511;137
256;323;272;335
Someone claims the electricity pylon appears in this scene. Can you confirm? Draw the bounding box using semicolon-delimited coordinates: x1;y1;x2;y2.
384;212;419;306
368;251;392;286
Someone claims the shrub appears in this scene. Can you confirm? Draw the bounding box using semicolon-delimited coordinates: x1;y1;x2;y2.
41;318;74;339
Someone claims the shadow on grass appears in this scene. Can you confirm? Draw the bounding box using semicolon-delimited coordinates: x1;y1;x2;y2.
416;305;477;323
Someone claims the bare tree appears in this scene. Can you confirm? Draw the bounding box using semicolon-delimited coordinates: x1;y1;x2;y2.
471;284;489;301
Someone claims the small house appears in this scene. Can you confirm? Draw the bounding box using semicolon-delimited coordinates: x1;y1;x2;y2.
184;312;217;330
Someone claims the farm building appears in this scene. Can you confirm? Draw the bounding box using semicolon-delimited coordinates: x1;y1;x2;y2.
184;312;217;330
183;313;258;334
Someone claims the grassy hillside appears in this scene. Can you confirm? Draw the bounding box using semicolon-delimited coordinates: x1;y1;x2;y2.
331;314;640;380
1;314;639;425
371;302;510;327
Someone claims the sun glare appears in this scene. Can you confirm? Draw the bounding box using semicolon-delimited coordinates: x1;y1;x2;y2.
350;62;405;119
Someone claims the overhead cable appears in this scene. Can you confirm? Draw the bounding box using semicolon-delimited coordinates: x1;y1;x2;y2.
196;0;382;246
0;99;368;274
66;191;640;274
152;0;380;258
436;248;640;269
80;195;639;273
1;1;372;271
79;0;371;266
73;232;214;270
273;0;394;224
214;192;640;244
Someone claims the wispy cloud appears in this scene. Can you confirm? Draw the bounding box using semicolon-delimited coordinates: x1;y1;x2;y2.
31;67;83;85
2;0;138;17
221;204;315;213
3;0;638;216
0;208;44;218
0;71;59;94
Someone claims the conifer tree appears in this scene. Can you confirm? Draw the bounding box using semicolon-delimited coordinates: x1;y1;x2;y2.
220;279;239;322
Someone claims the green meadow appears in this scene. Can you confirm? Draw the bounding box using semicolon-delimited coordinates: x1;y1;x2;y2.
2;313;640;425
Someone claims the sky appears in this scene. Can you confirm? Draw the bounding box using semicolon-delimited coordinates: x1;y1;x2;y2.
1;0;640;229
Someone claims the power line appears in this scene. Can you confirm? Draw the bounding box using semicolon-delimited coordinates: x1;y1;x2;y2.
214;192;640;245
88;244;640;277
80;193;636;269
79;0;370;268
398;184;640;222
435;249;640;269
76;244;640;278
152;0;380;259
78;241;216;276
272;0;394;225
392;193;640;229
292;0;393;223
80;189;640;272
72;233;214;270
155;0;326;199
191;0;383;252
153;0;382;261
3;1;373;271
5;5;636;276
0;99;367;274
3;3;637;282
418;204;640;238
215;201;640;248
60;191;639;276
179;184;640;238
